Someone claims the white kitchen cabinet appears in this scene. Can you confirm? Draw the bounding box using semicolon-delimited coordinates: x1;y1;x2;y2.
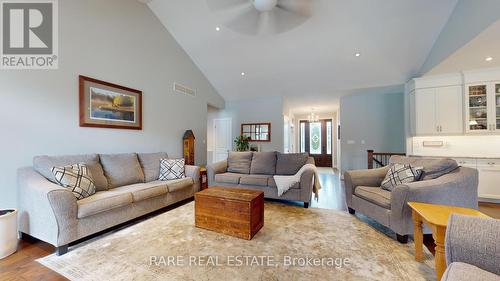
476;159;500;200
414;88;437;135
413;85;463;136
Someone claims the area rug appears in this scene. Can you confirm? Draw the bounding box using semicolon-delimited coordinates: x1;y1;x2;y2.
38;202;435;281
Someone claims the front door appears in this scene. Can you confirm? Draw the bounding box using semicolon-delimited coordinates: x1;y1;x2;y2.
299;119;333;167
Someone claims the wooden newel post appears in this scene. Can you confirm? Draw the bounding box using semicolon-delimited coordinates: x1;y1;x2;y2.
183;130;195;165
367;150;374;169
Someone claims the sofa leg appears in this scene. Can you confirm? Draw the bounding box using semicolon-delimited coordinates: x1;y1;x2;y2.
348;207;355;214
396;234;408;244
56;245;68;256
304;202;309;208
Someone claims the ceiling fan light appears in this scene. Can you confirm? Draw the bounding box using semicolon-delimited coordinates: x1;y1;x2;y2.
253;0;278;12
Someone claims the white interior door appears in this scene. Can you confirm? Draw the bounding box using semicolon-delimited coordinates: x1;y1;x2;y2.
214;118;232;162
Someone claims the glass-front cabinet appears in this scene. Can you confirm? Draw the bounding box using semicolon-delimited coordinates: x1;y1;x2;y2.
466;82;500;133
496;83;500;130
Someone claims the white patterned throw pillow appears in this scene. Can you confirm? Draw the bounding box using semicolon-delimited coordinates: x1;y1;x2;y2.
381;163;423;191
159;159;185;180
51;163;96;200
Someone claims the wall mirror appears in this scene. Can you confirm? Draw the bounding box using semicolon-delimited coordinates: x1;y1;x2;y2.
241;123;271;142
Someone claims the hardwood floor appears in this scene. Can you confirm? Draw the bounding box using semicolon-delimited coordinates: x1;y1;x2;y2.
0;238;66;281
1;169;498;281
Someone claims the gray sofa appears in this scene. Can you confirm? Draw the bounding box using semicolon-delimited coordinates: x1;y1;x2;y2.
344;156;478;243
442;214;500;281
18;152;200;255
207;151;315;208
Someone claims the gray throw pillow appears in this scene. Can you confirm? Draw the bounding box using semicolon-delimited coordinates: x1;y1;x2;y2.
99;153;145;188
250;151;277;175
227;152;253;174
34;154;109;191
389;155;458;180
138;152;168;182
276;153;309;175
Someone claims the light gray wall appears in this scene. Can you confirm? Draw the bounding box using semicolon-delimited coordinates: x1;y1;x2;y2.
0;0;225;208
207;96;284;153
339;92;405;174
419;0;500;75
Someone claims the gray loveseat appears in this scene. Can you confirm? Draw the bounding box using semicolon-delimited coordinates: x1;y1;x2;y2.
207;152;315;208
18;152;200;255
344;156;478;243
442;214;500;281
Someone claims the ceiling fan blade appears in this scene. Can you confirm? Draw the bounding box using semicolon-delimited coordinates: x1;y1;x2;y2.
271;5;309;33
206;0;250;12
276;0;314;17
224;5;261;35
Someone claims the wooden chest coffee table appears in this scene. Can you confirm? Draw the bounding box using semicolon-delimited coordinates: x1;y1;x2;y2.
195;186;264;240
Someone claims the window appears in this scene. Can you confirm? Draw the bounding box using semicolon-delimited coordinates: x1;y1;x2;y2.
309;122;321;154
327;121;332;155
300;122;305;153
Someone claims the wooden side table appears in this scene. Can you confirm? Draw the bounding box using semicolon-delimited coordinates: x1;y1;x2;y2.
407;202;489;281
199;167;208;190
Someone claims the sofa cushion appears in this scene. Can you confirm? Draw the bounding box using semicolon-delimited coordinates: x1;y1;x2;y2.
276;153;309;175
354;186;391;209
77;190;133;218
138;152;168;182
240;174;271;186
52;163;96;200
99;153;145;188
442;262;499;281
389;155;458;180
214;172;242;184
227;152;253;174
33;154;109;191
250;152;277;175
267;177;300;189
165;177;194;192
113;181;168;202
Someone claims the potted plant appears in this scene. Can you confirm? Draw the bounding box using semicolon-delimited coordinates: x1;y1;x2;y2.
234;135;251;151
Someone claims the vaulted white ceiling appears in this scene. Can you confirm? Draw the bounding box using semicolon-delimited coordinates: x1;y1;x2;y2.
147;0;458;111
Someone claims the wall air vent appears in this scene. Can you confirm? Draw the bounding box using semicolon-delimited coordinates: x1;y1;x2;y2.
173;82;196;97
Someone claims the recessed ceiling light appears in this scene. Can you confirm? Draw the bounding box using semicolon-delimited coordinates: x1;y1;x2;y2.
241;72;246;76
485;56;493;62
355;52;361;57
215;26;221;31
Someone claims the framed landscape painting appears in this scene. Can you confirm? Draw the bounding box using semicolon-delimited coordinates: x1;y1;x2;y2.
79;75;142;130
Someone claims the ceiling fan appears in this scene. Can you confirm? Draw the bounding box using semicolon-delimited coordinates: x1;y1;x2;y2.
207;0;314;35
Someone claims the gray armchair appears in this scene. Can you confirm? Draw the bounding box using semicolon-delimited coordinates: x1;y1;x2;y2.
344;156;479;243
441;214;500;281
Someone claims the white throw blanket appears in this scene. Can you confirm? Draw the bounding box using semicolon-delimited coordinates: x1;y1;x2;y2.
273;164;321;200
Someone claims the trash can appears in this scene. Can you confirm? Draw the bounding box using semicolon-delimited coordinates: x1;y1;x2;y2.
0;209;18;259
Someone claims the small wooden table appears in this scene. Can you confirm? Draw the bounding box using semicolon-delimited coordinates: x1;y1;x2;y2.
195;186;264;240
199;167;208;190
408;202;489;280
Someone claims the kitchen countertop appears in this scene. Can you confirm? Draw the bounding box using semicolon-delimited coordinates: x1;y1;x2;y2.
409;155;500;159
